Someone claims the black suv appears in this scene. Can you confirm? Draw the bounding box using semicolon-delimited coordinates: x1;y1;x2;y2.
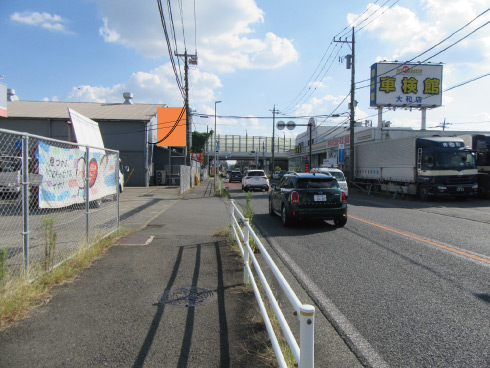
229;170;243;183
269;172;347;227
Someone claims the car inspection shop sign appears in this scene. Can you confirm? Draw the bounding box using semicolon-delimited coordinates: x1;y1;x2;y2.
370;62;443;108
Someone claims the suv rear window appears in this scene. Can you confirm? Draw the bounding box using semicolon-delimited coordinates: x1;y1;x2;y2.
247;171;265;177
296;178;338;189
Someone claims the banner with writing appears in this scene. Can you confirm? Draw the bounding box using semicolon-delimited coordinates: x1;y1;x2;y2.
38;141;117;208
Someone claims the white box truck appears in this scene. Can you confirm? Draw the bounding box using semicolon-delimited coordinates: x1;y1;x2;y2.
355;136;478;200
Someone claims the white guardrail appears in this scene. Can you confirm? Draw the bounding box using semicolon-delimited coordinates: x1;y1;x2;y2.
229;200;315;368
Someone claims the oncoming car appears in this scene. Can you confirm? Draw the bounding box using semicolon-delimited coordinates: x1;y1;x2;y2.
242;169;269;192
311;167;348;196
269;172;347;227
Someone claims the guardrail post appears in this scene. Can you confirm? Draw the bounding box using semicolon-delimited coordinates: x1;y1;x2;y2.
230;200;235;225
243;218;250;285
299;304;315;368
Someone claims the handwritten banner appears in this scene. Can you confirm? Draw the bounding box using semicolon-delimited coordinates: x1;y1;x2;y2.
38;141;117;208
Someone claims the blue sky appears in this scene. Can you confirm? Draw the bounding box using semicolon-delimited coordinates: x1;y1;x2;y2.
1;0;489;139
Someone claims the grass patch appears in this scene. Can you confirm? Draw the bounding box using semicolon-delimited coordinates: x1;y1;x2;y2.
0;231;122;331
220;225;296;367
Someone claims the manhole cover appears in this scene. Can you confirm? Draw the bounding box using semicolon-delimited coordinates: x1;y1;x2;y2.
158;287;215;307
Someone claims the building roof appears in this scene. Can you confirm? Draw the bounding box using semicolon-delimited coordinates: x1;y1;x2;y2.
6;100;166;121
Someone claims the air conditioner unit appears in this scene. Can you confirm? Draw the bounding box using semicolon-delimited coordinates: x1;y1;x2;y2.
156;170;166;185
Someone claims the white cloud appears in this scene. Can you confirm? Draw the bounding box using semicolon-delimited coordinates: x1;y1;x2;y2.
99;17;120;42
92;0;298;71
66;62;222;106
10;11;72;33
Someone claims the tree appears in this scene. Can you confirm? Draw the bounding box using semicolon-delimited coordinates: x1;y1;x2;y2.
191;131;213;153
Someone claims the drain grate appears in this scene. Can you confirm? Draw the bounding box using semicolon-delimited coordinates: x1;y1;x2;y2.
158;286;215;307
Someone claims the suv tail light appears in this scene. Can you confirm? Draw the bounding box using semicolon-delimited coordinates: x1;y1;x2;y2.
245;177;251;180
341;191;347;203
291;191;299;204
262;176;268;179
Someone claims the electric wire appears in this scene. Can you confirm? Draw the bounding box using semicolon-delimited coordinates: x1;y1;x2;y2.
355;8;490;89
156;0;185;99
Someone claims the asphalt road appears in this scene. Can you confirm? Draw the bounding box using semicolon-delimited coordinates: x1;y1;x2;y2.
227;181;490;367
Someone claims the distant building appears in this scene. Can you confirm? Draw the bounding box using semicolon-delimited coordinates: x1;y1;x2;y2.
0;98;184;186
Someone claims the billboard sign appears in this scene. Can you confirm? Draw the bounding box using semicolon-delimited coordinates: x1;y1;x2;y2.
68;108;105;149
156;107;186;147
370;63;443;108
191;152;203;162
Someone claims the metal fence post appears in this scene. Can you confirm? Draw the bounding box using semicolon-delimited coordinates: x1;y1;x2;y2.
117;151;120;228
85;146;90;243
299;304;315;368
21;134;30;274
243;218;250;285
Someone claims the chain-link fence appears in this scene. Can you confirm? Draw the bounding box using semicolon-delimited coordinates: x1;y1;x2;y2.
0;128;120;280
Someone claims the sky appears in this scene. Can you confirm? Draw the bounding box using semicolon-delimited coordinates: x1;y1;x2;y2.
1;0;489;140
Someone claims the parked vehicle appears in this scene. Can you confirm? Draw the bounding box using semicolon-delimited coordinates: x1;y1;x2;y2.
242;169;270;191
269;172;347;227
0;152;42;203
229;170;243;183
311;167;348;196
355;136;478;200
460;134;490;198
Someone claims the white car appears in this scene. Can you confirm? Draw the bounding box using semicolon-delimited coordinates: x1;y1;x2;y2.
242;169;270;192
312;167;348;196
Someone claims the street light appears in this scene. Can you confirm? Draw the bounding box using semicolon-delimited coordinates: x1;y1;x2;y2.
214;100;222;191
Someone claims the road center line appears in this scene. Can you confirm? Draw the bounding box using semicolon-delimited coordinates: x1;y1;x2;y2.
349;215;490;265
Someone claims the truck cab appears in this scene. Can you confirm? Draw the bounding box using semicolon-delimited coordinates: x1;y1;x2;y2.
416;136;478;200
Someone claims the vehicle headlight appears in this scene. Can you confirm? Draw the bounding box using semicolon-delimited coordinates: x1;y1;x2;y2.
437;186;447;190
472;184;478;190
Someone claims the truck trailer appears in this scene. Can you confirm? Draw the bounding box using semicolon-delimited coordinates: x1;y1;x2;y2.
355;136;478;200
460;134;490;198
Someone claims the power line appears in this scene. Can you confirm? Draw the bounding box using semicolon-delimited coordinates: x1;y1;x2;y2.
156;0;186;99
355;8;490;89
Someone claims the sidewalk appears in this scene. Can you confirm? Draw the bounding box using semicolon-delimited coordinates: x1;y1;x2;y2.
0;179;271;367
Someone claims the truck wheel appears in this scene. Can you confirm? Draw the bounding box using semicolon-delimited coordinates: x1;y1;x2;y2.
281;204;293;227
269;198;275;216
417;185;429;201
334;217;347;227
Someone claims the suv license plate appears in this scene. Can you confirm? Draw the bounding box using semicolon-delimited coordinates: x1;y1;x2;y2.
314;195;326;201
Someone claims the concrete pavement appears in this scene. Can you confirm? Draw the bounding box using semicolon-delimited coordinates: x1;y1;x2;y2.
0;178;363;367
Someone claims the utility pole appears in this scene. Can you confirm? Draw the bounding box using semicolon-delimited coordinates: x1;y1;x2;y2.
175;51;198;167
334;27;355;183
271;105;279;173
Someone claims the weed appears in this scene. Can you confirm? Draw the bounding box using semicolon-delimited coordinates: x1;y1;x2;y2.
0;248;7;282
243;190;254;222
0;232;117;330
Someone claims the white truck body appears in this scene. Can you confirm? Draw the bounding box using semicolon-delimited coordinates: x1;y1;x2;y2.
355;137;417;193
354;136;478;198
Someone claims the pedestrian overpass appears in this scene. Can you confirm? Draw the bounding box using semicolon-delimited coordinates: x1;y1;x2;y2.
207;133;295;161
